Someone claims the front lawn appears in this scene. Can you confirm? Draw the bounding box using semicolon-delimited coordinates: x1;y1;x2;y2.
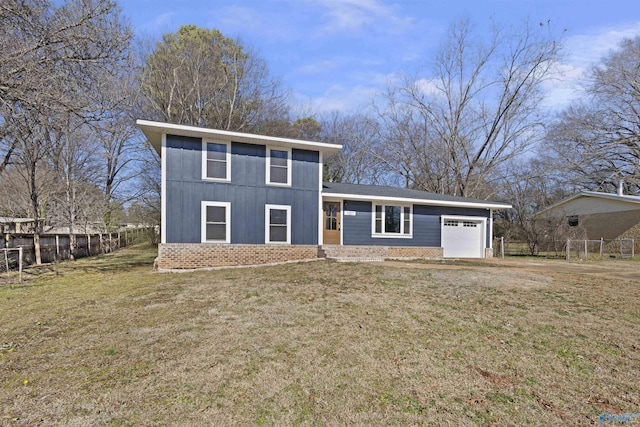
1;246;638;425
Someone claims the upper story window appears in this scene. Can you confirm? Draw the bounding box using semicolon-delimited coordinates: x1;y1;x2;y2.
373;204;412;238
202;140;231;181
266;147;291;186
201;201;231;243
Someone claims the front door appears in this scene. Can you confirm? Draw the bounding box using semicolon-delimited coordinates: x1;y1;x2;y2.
323;202;341;245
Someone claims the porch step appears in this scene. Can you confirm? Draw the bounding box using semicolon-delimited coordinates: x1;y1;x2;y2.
333;257;385;262
320;245;386;262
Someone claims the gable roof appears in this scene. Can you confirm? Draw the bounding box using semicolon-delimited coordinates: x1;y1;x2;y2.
322;182;511;209
535;191;640;217
137;119;343;156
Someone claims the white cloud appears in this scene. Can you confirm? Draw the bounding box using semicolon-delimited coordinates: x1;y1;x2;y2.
296;58;349;75
565;25;640;68
542;22;640;109
313;0;413;35
211;5;293;40
296;83;378;113
292;70;409;112
414;77;444;98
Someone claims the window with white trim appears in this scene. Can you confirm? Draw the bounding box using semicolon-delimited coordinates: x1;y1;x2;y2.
266;147;291;185
201;201;230;243
202;140;231;181
373;204;412;237
265;204;291;244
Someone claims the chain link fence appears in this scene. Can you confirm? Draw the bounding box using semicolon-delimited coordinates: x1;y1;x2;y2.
494;238;636;260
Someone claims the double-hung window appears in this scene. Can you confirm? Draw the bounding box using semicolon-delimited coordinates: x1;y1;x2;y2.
266;147;291;186
202;140;230;181
373;204;412;237
201;201;230;243
265;204;291;244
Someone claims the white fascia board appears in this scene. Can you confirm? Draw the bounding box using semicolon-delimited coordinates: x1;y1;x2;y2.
160;133;167;244
137;119;342;156
322;192;511;210
581;191;640;203
318;152;324;245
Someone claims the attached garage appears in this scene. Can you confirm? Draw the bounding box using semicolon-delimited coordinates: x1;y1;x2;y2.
320;182;510;260
441;216;486;258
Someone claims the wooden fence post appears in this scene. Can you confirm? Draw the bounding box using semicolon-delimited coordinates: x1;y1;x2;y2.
55;235;60;261
18;247;22;282
566;239;570;261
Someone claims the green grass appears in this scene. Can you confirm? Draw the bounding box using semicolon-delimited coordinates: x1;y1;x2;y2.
1;245;639;425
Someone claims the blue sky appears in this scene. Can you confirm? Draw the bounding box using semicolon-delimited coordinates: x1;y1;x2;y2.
120;0;640;113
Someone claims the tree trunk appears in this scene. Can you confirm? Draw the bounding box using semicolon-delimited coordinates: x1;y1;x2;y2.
34;232;42;265
69;233;76;260
30;160;42;265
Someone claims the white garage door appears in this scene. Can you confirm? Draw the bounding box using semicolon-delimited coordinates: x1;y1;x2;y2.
441;218;485;258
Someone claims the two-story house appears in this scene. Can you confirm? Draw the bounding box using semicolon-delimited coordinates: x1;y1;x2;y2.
138;120;511;269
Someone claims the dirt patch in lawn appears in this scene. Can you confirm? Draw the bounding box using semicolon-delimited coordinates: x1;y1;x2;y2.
385;256;640;282
1;249;639;426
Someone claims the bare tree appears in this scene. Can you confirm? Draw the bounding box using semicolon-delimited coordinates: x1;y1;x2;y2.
494;158;570;255
134;143;161;238
546;36;640;193
140;25;290;133
88;63;145;230
47;115;103;256
0;0;132;166
6;110;58;264
0;0;132;263
371;18;561;198
320;112;385;184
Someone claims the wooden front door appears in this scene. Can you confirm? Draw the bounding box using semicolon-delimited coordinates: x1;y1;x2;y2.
323;202;341;245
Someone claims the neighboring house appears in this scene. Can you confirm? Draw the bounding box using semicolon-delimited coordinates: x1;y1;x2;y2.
137;120;511;269
0;217;35;234
535;189;640;241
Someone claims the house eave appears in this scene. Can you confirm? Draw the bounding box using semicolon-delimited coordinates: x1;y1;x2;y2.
322;192;511;210
535;191;640;217
137;119;343;156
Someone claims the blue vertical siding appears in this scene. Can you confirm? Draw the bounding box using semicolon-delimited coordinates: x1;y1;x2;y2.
342;200;490;247
165;135;319;244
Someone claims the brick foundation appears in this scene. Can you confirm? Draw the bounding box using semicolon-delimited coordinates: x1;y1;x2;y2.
157;243;320;270
386;246;444;259
321;245;443;260
156;243;486;270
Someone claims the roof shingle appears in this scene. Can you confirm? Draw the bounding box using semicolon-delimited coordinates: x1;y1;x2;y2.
322;182;511;208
